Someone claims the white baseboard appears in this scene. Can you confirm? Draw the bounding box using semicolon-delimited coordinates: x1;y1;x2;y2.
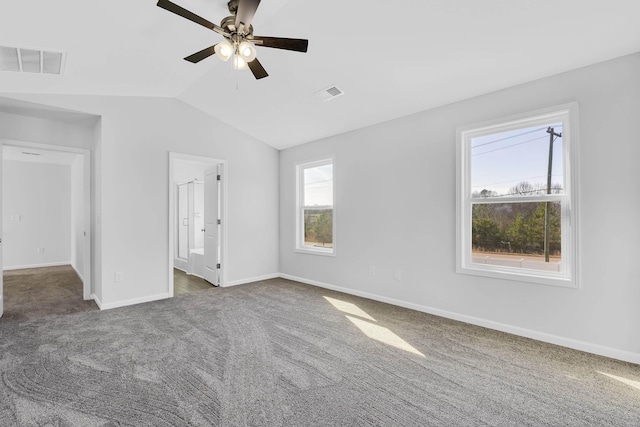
3;261;71;271
280;273;640;365
97;292;171;311
71;264;85;282
225;273;281;287
91;293;103;310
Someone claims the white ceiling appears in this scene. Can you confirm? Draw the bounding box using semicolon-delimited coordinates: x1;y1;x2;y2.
1;0;639;149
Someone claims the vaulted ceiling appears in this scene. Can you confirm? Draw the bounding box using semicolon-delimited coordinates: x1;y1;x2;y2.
1;0;639;149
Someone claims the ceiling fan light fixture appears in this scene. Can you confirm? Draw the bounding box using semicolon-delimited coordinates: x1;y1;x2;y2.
238;41;257;62
214;40;233;61
157;0;309;80
232;54;248;70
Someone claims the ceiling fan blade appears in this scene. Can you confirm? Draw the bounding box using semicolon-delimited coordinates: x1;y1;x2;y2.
157;0;228;36
235;0;261;30
184;45;217;63
252;36;308;53
248;58;269;79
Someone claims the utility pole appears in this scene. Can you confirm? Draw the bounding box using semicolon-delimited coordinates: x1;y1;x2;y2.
544;127;562;262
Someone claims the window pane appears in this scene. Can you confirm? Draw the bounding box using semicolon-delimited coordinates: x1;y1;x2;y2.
304;164;333;207
471;202;561;272
471;124;564;198
304;208;333;248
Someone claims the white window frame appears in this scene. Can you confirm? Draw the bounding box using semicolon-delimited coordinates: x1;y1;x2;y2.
456;103;579;287
295;158;336;256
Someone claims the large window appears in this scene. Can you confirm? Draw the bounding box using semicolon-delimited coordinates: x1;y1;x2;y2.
457;104;578;287
296;158;334;255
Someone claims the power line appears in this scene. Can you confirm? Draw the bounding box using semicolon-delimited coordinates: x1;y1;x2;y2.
472;124;563;149
472;135;549;156
472;126;547;148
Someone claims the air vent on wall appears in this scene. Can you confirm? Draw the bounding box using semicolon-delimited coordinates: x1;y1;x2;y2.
315;85;344;102
0;46;65;75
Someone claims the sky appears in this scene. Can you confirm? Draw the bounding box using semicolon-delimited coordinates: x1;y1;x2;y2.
304;163;333;207
471;123;564;197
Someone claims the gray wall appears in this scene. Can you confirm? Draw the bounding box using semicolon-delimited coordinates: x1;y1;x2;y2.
279;53;640;363
1;95;280;308
2;160;72;268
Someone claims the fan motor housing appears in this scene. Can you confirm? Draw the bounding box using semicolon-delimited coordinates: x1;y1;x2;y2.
220;15;253;37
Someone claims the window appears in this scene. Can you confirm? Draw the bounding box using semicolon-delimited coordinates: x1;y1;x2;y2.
457;104;578;287
296;159;335;255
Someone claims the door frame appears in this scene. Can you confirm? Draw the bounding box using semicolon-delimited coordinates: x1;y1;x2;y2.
168;152;227;296
1;139;92;300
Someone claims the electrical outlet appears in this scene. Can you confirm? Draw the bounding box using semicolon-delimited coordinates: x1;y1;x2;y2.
37;247;44;254
115;272;124;282
11;214;21;221
394;268;403;281
368;265;376;277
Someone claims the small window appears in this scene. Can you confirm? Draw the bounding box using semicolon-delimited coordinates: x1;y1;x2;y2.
457;104;578;287
296;159;335;255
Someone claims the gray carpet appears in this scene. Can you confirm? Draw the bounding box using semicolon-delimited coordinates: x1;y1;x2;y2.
0;276;639;426
3;265;98;322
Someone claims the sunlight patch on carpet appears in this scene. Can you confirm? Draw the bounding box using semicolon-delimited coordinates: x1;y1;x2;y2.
323;296;376;321
599;372;640;392
346;315;425;357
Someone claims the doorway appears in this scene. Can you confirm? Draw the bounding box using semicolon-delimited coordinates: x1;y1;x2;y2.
168;153;226;296
1;140;92;319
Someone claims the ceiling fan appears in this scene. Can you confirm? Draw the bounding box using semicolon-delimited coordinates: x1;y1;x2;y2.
157;0;309;79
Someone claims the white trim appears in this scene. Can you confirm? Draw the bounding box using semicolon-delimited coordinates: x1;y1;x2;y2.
456;103;579;288
3;261;71;271
72;264;85;283
173;257;188;272
91;293;103;310
294;247;335;257
225;273;280;287
96;292;171;311
279;273;640;365
295;157;336;256
168;152;227;297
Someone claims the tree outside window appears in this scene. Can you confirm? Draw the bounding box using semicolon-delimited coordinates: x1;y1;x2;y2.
457;104;578;287
297;159;334;255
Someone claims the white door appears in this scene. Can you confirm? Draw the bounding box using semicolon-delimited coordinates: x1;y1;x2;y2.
0;148;3;318
203;166;219;285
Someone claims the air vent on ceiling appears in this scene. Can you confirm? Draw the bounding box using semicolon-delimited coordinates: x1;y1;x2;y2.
315;85;344;102
0;46;65;75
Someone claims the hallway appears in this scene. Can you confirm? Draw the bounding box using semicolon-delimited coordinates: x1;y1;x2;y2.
2;265;97;322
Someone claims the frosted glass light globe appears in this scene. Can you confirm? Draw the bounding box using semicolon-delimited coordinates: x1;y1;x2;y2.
214;40;233;61
238;41;257;62
233;55;248;70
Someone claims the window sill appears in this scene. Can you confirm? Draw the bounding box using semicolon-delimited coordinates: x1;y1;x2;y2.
295;247;335;257
457;264;577;288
